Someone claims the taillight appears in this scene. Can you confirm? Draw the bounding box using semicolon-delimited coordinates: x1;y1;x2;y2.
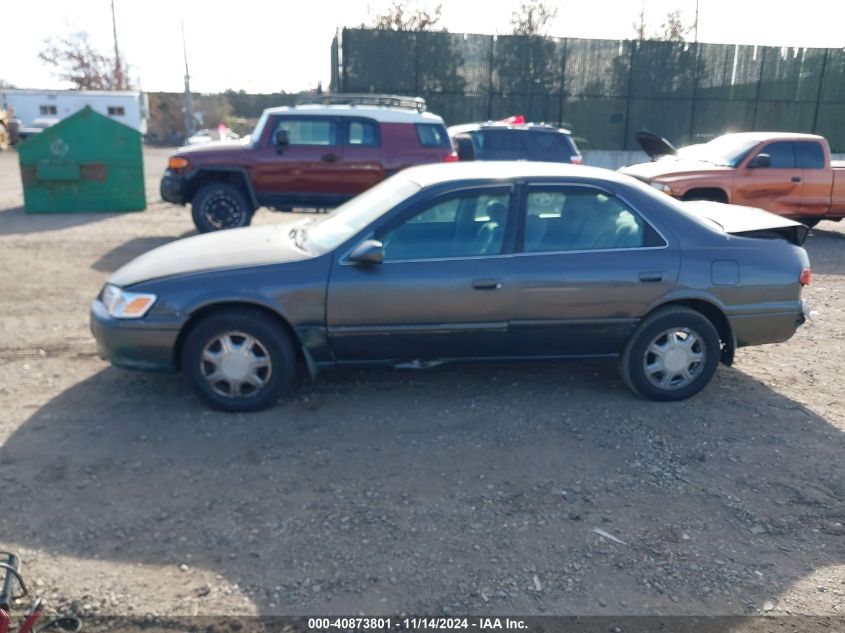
800;267;812;285
570;155;583;165
443;151;459;163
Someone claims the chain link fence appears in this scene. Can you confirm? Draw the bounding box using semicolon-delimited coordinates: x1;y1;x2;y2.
332;28;845;152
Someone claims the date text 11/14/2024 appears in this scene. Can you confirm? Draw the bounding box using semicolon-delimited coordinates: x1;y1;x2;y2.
308;618;528;630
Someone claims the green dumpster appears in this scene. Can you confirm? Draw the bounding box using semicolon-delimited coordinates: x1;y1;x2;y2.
18;106;146;213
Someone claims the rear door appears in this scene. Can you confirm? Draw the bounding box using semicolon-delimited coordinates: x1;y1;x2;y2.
795;140;830;216
252;115;346;205
507;184;680;357
734;141;803;215
338;117;385;195
326;185;515;362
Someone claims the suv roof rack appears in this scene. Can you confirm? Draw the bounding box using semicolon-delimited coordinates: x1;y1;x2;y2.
296;93;427;112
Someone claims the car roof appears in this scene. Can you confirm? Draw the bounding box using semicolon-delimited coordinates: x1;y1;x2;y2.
401;161;619;187
261;104;444;124
448;122;573;136
713;131;825;142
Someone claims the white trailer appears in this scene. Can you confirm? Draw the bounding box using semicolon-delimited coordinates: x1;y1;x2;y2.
0;89;149;134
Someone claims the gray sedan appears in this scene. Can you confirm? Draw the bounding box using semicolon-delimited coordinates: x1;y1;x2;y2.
91;162;812;412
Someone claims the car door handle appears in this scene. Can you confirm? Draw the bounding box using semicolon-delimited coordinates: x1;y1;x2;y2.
639;272;664;283
791;176;802;183
473;278;503;290
321;153;339;163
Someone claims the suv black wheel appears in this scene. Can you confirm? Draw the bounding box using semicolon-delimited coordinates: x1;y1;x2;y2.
620;306;721;401
191;183;254;233
181;308;296;412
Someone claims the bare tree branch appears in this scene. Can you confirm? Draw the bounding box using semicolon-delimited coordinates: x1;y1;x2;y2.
510;1;558;36
366;1;445;32
39;31;132;90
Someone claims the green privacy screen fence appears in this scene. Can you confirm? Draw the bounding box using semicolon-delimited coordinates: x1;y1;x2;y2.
331;28;845;152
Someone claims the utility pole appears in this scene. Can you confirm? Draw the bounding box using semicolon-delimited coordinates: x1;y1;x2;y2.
637;0;645;40
693;0;700;43
182;20;195;137
111;0;124;89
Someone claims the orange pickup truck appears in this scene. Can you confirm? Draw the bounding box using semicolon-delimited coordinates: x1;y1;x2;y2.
620;131;845;227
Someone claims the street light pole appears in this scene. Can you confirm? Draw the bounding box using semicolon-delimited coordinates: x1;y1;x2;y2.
694;0;700;43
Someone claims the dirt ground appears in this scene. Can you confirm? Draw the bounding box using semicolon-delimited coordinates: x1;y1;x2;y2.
0;147;842;620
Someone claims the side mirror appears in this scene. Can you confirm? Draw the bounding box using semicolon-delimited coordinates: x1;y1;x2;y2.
348;239;384;265
454;135;475;161
748;153;771;168
274;129;289;153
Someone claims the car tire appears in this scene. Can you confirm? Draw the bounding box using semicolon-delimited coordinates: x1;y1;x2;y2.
181;308;297;412
619;306;721;402
802;217;822;228
191;183;254;233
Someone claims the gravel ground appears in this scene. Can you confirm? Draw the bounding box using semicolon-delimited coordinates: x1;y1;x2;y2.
0;148;843;620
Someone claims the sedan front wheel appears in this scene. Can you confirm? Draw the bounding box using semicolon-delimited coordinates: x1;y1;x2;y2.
620;306;721;401
181;308;296;412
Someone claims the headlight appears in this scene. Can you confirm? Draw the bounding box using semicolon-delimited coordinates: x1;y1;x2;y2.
101;284;157;319
650;181;673;194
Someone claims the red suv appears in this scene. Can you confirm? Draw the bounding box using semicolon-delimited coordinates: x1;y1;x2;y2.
160;95;457;232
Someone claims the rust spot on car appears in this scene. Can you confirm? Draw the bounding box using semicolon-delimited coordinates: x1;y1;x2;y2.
81;163;107;181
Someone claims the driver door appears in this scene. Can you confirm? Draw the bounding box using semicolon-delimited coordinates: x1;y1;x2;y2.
326;186;515;362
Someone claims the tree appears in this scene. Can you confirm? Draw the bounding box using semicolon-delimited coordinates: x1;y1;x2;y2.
367;1;444;31
510;0;558;36
39;31;132;90
633;9;692;42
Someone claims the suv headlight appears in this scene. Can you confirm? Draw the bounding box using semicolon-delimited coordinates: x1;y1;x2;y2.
101;284;157;319
650;181;673;194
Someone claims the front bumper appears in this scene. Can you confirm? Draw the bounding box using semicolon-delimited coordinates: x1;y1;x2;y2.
90;300;181;372
160;170;186;205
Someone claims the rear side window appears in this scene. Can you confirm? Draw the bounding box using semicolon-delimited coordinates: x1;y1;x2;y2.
346;120;380;146
522;188;665;252
795;141;825;169
477;130;526;159
416;123;450;147
760;141;795;169
276;117;336;145
525;132;578;161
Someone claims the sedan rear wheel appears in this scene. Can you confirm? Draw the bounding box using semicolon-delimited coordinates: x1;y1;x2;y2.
620;307;720;401
182;309;296;412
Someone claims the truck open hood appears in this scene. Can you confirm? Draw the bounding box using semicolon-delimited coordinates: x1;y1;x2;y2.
636;130;678;160
682;201;810;246
109;223;312;287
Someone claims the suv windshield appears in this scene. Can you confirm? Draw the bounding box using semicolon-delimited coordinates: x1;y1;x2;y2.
301;176;421;252
678;136;760;167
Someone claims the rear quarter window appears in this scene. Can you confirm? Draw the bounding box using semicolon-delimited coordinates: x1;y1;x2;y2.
795;141;825;169
416;123;451;147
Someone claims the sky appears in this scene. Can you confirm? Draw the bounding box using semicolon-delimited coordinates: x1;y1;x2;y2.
2;0;844;94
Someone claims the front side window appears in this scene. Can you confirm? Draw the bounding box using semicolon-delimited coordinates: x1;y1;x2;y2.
276;117;336;145
522;187;664;252
378;189;511;261
758;141;795;169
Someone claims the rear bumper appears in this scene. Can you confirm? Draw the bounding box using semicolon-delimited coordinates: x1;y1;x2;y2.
729;304;807;347
90;300;180;372
160;170;186;205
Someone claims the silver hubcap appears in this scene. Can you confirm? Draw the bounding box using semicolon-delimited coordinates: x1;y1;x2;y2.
643;327;706;391
200;331;272;398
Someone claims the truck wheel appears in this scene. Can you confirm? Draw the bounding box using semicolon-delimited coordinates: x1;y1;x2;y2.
619;306;721;402
802;218;822;229
181;308;297;412
191;183;253;233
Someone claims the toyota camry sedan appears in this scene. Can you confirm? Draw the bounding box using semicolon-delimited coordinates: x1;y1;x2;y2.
91;162;812;412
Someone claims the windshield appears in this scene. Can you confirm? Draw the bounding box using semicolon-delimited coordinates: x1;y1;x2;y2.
677;136;760;167
301;175;421;252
